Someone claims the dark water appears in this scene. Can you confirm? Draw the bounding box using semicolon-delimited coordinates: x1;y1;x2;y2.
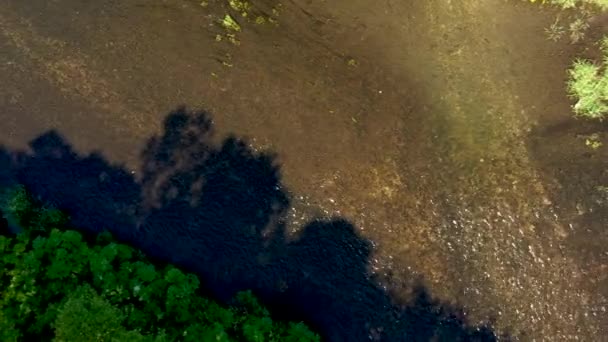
0;108;503;341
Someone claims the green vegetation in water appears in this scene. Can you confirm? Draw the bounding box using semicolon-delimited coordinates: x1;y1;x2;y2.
228;0;252;14
216;0;280;30
545;17;567;42
254;16;267;25
221;14;242;32
0;186;319;342
543;12;591;44
568;17;591;43
567;37;608;120
584;133;603;148
212;0;281;57
220;0;280;30
529;0;608;10
531;0;608;119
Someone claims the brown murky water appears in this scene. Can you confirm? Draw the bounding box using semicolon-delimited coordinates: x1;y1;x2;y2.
1;0;607;340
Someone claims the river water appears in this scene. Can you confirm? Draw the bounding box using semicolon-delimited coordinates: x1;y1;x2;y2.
1;0;606;340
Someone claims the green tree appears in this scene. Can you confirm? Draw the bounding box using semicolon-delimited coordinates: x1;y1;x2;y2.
0;186;320;342
53;284;148;342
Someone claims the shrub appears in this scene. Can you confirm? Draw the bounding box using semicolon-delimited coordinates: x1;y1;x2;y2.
0;186;319;342
567;37;608;120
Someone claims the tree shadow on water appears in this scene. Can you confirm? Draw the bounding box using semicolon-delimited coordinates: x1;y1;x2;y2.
136;109;289;296
0;107;506;341
0;130;141;241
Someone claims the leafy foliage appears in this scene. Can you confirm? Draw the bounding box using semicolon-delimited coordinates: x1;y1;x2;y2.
0;186;319;342
529;0;608;119
567;37;608;120
53;284;151;342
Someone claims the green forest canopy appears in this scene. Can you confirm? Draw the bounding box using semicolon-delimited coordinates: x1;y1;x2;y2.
0;186;319;342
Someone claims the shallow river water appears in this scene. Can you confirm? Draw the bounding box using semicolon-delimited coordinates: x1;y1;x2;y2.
1;0;607;340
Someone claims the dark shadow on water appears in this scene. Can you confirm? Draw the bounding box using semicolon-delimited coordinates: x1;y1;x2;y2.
0;107;507;341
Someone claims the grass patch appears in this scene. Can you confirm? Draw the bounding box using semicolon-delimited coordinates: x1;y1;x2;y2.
567;37;608;120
